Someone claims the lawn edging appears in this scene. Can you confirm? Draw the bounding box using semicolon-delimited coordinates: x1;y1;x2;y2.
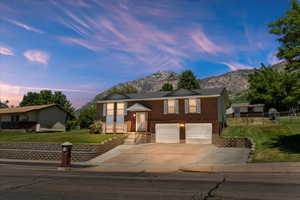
0;135;127;162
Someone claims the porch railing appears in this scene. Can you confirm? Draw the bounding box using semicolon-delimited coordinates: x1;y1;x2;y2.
0;121;37;129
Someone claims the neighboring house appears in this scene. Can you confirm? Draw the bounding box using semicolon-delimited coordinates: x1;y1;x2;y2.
96;88;228;144
228;103;265;118
0;104;71;132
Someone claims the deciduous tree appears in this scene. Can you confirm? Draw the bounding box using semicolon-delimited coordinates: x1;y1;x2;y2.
20;90;75;114
269;0;300;70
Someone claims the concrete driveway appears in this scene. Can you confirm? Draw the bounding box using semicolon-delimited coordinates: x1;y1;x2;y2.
81;143;250;172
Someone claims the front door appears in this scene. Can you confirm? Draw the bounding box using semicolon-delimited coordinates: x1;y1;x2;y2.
136;112;146;132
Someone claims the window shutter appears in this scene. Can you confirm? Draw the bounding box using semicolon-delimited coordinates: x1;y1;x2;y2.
184;99;189;113
163;100;168;114
175;100;179;114
103;103;106;117
124;102;127;116
196;99;201;113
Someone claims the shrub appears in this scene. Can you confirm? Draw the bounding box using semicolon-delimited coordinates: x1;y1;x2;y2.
89;121;103;134
66;120;79;131
78;106;96;128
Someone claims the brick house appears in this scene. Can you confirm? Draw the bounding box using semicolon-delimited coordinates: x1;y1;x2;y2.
96;88;228;144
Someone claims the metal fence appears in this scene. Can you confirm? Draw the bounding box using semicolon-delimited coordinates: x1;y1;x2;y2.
226;112;300;126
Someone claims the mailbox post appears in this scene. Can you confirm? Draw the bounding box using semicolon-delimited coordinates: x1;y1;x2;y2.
60;142;72;168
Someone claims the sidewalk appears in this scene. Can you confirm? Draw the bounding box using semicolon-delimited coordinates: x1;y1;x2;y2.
180;162;300;173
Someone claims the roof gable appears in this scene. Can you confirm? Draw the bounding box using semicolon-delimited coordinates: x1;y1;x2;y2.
127;103;151;111
0;104;56;115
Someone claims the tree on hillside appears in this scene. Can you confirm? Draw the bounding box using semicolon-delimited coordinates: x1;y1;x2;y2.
268;0;300;70
177;70;200;90
108;85;138;95
20;90;75;114
160;83;174;91
78;105;96;128
247;64;300;111
0;100;8;108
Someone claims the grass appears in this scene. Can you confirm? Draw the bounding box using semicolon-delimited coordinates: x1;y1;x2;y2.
0;129;122;144
223;117;300;162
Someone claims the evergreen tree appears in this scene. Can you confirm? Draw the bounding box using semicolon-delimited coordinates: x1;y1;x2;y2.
269;0;300;70
177;70;200;90
160;83;174;91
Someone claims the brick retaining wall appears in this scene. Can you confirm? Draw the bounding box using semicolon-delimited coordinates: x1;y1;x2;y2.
0;136;126;162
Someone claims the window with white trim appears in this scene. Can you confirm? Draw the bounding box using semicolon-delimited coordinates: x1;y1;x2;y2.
189;98;197;113
106;103;114;115
116;102;125;115
167;99;176;113
185;98;201;113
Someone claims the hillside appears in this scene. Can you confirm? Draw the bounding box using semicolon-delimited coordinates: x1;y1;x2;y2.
79;62;287;112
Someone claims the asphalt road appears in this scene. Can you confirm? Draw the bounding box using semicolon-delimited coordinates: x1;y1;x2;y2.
0;164;300;200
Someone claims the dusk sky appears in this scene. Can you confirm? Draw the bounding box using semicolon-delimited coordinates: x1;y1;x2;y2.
0;0;290;108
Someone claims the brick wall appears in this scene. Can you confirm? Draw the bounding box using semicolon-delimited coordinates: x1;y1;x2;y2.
0;136;126;162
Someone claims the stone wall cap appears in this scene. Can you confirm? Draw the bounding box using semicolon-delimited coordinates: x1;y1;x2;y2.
62;142;73;146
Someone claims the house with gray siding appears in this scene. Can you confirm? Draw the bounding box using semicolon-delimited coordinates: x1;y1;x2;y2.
0;104;71;132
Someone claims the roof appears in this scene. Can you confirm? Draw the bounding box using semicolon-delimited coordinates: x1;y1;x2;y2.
99;87;226;102
231;103;265;108
0;104;63;115
126;103;152;112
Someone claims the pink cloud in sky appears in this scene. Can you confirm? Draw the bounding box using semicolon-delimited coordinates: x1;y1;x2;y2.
53;0;226;72
191;29;224;54
5;19;44;33
221;62;254;71
0;46;14;56
23;50;50;65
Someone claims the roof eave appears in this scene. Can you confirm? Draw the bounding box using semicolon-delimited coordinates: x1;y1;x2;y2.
97;94;221;103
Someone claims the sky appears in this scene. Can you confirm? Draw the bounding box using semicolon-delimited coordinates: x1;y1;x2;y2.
0;0;290;108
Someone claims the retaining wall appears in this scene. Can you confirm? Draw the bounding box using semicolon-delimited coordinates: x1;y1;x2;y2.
0;136;126;162
214;136;253;148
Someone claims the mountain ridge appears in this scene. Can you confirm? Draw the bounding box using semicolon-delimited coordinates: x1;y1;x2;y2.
79;62;286;111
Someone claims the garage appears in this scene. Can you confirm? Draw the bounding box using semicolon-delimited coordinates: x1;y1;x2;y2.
155;123;180;143
185;123;212;144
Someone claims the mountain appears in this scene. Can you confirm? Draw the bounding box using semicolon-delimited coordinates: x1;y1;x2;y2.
78;62;287;112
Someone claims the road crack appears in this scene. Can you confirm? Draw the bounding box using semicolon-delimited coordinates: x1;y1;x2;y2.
192;177;226;200
1;176;56;192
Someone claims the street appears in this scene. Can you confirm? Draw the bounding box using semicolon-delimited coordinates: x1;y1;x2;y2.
0;164;300;200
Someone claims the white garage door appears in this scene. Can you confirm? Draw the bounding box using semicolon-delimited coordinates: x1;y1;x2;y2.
185;123;212;144
155;123;180;143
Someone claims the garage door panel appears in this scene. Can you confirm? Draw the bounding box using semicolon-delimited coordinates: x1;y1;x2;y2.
156;123;180;143
186;123;212;144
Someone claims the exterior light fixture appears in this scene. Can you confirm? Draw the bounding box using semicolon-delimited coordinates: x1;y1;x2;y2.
180;123;185;127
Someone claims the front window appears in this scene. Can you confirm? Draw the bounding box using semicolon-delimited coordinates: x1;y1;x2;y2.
116;103;125;115
106;103;114;115
168;99;176;113
189;99;197;113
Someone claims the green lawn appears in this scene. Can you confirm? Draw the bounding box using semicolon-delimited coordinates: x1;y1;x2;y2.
0;129;122;144
223;117;300;162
